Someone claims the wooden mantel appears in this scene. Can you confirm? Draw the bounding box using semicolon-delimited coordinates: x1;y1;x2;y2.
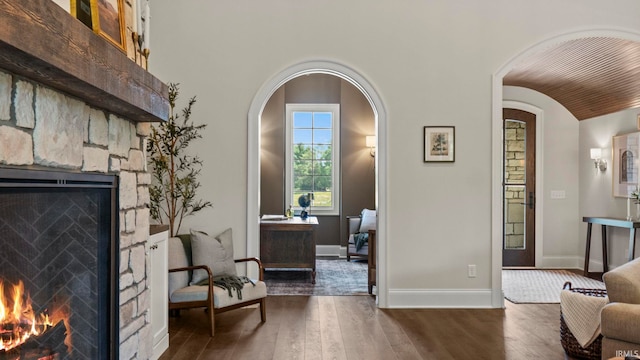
0;0;168;122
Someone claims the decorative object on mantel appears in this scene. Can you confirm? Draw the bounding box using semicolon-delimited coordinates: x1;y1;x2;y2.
147;83;212;236
297;193;313;220
71;0;127;52
131;0;151;69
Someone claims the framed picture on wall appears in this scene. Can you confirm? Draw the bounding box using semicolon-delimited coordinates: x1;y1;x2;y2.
612;131;640;197
424;126;455;162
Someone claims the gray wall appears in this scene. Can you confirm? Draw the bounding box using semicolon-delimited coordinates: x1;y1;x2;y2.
260;74;375;246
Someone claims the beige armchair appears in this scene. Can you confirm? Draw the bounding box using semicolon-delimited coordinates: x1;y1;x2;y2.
168;231;267;336
601;257;640;359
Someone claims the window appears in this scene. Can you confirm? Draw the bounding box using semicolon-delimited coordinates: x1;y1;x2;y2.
285;104;340;215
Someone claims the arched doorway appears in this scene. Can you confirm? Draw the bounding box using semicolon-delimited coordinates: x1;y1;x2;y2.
247;60;389;307
491;29;640;308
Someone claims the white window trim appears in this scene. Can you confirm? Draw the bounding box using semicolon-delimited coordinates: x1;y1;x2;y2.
285;103;340;216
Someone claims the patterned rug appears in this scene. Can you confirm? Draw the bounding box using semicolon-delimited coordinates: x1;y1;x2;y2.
503;269;606;304
264;258;370;296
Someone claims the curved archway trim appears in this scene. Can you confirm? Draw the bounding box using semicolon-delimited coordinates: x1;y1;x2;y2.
491;28;640;308
247;59;389;307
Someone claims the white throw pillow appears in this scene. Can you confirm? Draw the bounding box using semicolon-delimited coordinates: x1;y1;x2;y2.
358;209;377;232
190;228;237;285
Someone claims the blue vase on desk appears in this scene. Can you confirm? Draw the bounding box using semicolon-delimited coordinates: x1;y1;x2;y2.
300;209;309;220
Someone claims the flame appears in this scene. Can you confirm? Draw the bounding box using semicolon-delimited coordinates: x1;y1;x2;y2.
0;279;53;352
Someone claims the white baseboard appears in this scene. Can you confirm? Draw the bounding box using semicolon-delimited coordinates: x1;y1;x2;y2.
387;288;495;308
537;255;582;269
316;245;342;257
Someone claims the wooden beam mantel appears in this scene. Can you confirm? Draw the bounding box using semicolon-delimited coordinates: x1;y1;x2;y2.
0;0;168;122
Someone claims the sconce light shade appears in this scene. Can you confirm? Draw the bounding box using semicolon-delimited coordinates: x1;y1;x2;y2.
366;136;376;148
365;135;376;157
590;147;607;172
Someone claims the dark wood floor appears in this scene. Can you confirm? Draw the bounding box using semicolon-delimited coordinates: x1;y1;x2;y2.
159;295;579;360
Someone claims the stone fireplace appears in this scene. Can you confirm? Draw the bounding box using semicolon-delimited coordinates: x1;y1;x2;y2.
0;1;170;359
0;68;153;359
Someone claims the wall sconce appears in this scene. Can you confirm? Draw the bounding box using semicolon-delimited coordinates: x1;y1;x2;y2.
366;135;376;157
590;148;607;172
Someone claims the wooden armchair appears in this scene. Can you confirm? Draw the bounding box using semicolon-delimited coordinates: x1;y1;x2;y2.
346;209;377;294
167;234;267;336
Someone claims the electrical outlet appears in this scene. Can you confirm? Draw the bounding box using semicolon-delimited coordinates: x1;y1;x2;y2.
468;264;477;278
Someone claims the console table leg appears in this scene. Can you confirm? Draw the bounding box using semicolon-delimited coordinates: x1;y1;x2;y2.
311;268;316;284
584;223;593;277
629;229;637;261
602;225;608;273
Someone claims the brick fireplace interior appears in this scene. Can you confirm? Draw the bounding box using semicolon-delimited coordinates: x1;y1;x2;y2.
0;1;169;359
0;168;118;360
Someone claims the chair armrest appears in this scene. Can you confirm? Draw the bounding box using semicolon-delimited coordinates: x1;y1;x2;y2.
347;216;362;235
169;265;214;287
235;257;265;281
601;303;640;344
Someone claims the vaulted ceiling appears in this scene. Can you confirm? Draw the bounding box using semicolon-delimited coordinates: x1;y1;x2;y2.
503;37;640;120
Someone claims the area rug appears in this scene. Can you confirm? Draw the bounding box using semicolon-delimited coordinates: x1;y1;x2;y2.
264;258;369;296
503;269;606;304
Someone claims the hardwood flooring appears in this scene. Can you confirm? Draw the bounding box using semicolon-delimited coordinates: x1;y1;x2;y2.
159;296;578;360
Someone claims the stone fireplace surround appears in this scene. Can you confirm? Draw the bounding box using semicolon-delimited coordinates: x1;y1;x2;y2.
0;2;169;358
0;68;153;359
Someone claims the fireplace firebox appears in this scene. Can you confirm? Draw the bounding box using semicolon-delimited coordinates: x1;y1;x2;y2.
0;168;118;360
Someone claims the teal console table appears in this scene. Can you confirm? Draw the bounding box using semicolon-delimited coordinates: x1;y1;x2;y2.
583;216;639;276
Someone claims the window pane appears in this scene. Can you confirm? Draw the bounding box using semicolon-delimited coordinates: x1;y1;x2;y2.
504;185;526;250
294;160;312;176
293;112;312;128
313;190;332;207
313;160;332;176
313;145;331;160
293;144;313;159
313;112;332;128
314;174;332;191
313;129;332;144
504;120;526;185
294;129;312;144
294;176;313;193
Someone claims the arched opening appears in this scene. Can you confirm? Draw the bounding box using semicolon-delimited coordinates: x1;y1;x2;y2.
492;29;640;308
247;60;389;306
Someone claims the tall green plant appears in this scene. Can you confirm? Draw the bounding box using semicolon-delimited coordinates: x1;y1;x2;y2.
147;83;212;236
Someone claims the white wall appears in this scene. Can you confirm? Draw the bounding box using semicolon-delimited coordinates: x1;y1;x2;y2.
149;0;640;307
579;107;640;270
503;86;581;268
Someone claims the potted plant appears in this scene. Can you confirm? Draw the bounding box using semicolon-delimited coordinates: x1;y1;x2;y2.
147;83;212;236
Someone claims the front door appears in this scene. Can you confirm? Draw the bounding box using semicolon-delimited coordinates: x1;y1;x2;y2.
502;108;536;267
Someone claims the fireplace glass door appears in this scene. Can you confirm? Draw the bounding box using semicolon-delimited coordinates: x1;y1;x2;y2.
0;169;117;360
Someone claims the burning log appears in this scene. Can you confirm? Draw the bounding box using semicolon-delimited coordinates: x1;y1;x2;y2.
0;320;67;360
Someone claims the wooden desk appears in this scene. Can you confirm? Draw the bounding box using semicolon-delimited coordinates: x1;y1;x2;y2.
583;216;639;276
260;216;318;283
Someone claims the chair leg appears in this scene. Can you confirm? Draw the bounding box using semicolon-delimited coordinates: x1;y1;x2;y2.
260;298;267;322
208;302;215;337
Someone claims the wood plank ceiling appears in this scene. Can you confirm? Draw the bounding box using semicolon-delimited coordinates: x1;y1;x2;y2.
503;37;640;120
